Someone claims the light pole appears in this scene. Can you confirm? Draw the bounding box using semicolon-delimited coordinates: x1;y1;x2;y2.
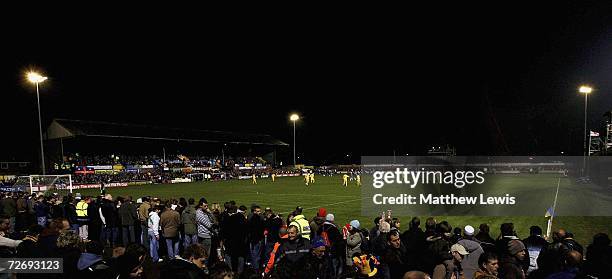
579;85;593;176
290;114;300;166
27;72;48;175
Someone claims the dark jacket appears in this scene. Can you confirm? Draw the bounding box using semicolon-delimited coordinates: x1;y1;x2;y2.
302;251;336;279
77;253;114;279
160;258;207;279
383;243;411;279
318;222;345;258
222;212;247;256
118;201;138;226
0;197;16;216
278;237;312;264
100;199;118;227
402;227;427;271
34;201;49;218
264;215;283;243
63;202;78;225
247;213;265;244
50;203;63;219
424;235;453;276
499;255;525;279
584;243;612;279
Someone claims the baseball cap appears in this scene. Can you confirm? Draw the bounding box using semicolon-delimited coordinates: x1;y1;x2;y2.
451;244;469;255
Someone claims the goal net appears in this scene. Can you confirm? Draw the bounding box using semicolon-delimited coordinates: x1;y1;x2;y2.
12;175;73;195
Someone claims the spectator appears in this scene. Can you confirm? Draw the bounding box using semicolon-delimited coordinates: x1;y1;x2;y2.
309;207;326;240
456;225;484;279
522;225;548;275
161;201;181;259
16;224;44;258
119;196;139;246
75;196;90;240
475;223;496;253
318;213;344;276
160;243;208;279
196;198;216;256
499;239;526;279
63;196;79;233
448;243;469;279
138;196;151;248
425;221;453;277
0;194;16;234
402;217;427;272
100;194;119;247
221;204;247;273
474;252;499;279
346;220;363;271
383;229;410;279
302;237;335;279
115;253;144;279
246;204;264;272
402;271;431;279
181;198;198;248
584;232;612;279
278;225;311;265
56;230;83;278
147;205;161;262
0;214;21;248
289;208;311;240
77;240;113;278
34;195;49;227
546;250;583;279
536;229;579;278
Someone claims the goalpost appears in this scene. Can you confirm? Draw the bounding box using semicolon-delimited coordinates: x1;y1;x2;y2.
13;174;73;195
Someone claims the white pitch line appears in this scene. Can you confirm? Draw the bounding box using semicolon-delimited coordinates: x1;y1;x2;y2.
278;197;367;214
240;192;359;199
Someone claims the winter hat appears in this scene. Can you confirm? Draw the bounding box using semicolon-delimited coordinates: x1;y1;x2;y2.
312;237;326;249
464;225;475;236
379;221;391;233
326;214;335;222
318;208;327;217
508;240;526;256
350;220;360;230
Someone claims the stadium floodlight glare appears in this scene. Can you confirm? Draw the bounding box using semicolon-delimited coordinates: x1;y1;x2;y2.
27;71;48;175
27;72;48;83
579;86;592;94
290;113;300;166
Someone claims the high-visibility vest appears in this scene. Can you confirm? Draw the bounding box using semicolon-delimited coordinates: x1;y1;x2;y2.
76;201;88;217
290;215;311;240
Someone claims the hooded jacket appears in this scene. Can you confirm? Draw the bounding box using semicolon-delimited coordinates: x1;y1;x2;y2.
457;239;484;279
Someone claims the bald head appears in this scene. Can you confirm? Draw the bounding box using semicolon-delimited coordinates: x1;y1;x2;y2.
565;250;582;268
403;271;431;279
553;229;567;242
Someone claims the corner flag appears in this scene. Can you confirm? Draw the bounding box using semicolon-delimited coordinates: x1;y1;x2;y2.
545;207;554;218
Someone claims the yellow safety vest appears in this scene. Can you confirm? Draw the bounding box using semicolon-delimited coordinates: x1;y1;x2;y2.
290;215;311;240
76;201;88;217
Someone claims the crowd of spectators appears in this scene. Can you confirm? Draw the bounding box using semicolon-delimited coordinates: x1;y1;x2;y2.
0;190;608;278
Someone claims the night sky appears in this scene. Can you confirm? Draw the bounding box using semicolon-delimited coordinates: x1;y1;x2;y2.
2;4;611;165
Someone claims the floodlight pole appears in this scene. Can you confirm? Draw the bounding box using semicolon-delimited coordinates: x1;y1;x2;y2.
582;93;588;176
36;82;46;175
293;121;296;167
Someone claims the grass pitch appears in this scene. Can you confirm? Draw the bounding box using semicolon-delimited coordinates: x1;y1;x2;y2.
74;175;612;245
